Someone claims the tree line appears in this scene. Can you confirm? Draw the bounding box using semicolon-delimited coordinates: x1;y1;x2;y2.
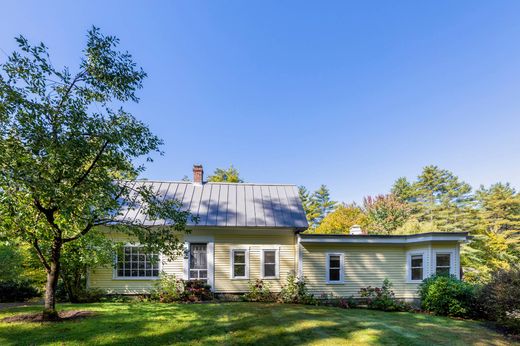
298;165;519;283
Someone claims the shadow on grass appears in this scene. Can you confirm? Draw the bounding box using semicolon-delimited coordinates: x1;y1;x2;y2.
0;303;513;346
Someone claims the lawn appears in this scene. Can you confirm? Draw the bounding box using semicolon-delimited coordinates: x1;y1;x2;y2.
0;302;515;345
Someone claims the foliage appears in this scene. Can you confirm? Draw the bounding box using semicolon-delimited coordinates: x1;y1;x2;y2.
477;268;520;334
315;203;368;234
278;273;316;304
317;293;358;309
207;165;243;183
0;280;40;302
150;273;185;303
358;279;407;311
0;28;193;317
363;194;410;234
390;166;474;234
0;244;24;281
150;274;213;303
463;183;520;283
418;274;476;318
299;185;336;231
243;279;275;302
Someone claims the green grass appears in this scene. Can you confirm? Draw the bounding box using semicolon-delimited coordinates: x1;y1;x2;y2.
0;302;515;345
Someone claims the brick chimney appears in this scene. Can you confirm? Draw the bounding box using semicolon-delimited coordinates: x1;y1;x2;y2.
193;164;204;185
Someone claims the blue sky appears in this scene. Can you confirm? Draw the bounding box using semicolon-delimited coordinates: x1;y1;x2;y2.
1;1;519;203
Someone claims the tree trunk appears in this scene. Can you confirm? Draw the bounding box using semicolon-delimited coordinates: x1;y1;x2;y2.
43;238;62;320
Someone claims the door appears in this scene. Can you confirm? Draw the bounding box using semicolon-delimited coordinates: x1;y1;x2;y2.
189;243;207;281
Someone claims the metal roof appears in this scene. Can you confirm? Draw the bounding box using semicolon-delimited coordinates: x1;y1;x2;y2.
117;181;309;229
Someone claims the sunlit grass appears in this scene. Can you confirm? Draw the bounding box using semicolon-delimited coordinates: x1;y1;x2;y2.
0;302;515;345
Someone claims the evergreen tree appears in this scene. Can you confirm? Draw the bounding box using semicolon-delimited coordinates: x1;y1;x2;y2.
313;185;337;225
298;186;320;230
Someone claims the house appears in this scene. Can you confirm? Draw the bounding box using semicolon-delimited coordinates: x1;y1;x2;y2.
88;165;469;300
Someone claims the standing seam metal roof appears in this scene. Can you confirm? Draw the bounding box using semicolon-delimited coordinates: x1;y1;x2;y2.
117;181;309;229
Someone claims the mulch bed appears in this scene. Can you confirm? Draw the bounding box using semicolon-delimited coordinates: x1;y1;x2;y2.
1;310;95;323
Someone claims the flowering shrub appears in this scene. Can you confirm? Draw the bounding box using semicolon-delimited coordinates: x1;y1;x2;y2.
278;273;316;305
243;279;274;302
150;274;212;303
359;279;407;311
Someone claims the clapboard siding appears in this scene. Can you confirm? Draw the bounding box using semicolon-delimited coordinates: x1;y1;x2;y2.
300;242;459;299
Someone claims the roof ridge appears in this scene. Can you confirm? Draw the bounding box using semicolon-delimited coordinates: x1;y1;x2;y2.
124;179;298;186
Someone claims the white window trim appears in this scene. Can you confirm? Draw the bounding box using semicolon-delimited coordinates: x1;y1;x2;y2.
261;248;280;279
406;250;426;283
433;249;456;277
326;252;345;284
230;248;250;280
112;244;162;280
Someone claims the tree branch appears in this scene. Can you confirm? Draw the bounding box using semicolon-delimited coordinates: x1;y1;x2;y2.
31;238;51;272
72;140;109;189
33;199;61;236
62;222;93;243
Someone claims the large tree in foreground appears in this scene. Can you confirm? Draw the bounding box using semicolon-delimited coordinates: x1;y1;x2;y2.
0;28;192;319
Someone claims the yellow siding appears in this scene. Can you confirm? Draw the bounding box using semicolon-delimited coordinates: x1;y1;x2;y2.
88;228;460;297
88;229;296;294
300;242;459;299
213;232;295;293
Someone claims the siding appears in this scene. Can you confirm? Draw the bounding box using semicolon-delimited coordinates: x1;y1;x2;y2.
88;229;296;294
300;242;460;299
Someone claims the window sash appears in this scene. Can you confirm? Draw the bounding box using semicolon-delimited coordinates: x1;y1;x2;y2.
262;250;277;278
327;254;343;283
408;253;424;281
232;249;248;279
435;253;451;275
116;246;159;278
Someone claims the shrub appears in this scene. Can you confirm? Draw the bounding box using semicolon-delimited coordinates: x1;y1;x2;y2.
0;280;40;302
243;279;274;302
477;268;520;334
183;280;213;302
278;273;316;305
75;288;106;303
359;279;404;311
150;274;213;303
418;274;476;317
150;273;185;303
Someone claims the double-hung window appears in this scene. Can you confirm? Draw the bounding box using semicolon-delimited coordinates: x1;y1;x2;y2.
231;249;249;279
407;251;425;282
435;253;452;276
116;246;159;278
261;249;278;279
326;253;344;283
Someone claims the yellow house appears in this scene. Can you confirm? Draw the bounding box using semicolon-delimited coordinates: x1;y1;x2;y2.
88;165;469;299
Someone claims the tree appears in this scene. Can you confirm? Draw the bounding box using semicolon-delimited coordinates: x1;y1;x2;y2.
315;203;368;234
298;186;320;230
463;183;520;283
0;28;193;319
391;177;415;202
363;194;410;234
313;185;337;225
207;165;243;183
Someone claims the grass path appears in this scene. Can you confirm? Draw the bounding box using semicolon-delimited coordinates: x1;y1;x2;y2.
0;302;516;345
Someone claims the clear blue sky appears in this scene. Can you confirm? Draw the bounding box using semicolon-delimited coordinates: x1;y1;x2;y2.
1;1;519;203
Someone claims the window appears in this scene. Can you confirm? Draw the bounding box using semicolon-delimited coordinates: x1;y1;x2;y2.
262;249;278;278
116;246;159;278
407;251;425;282
231;249;248;279
189;243;207;280
410;254;424;281
435;253;451;275
326;253;344;283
